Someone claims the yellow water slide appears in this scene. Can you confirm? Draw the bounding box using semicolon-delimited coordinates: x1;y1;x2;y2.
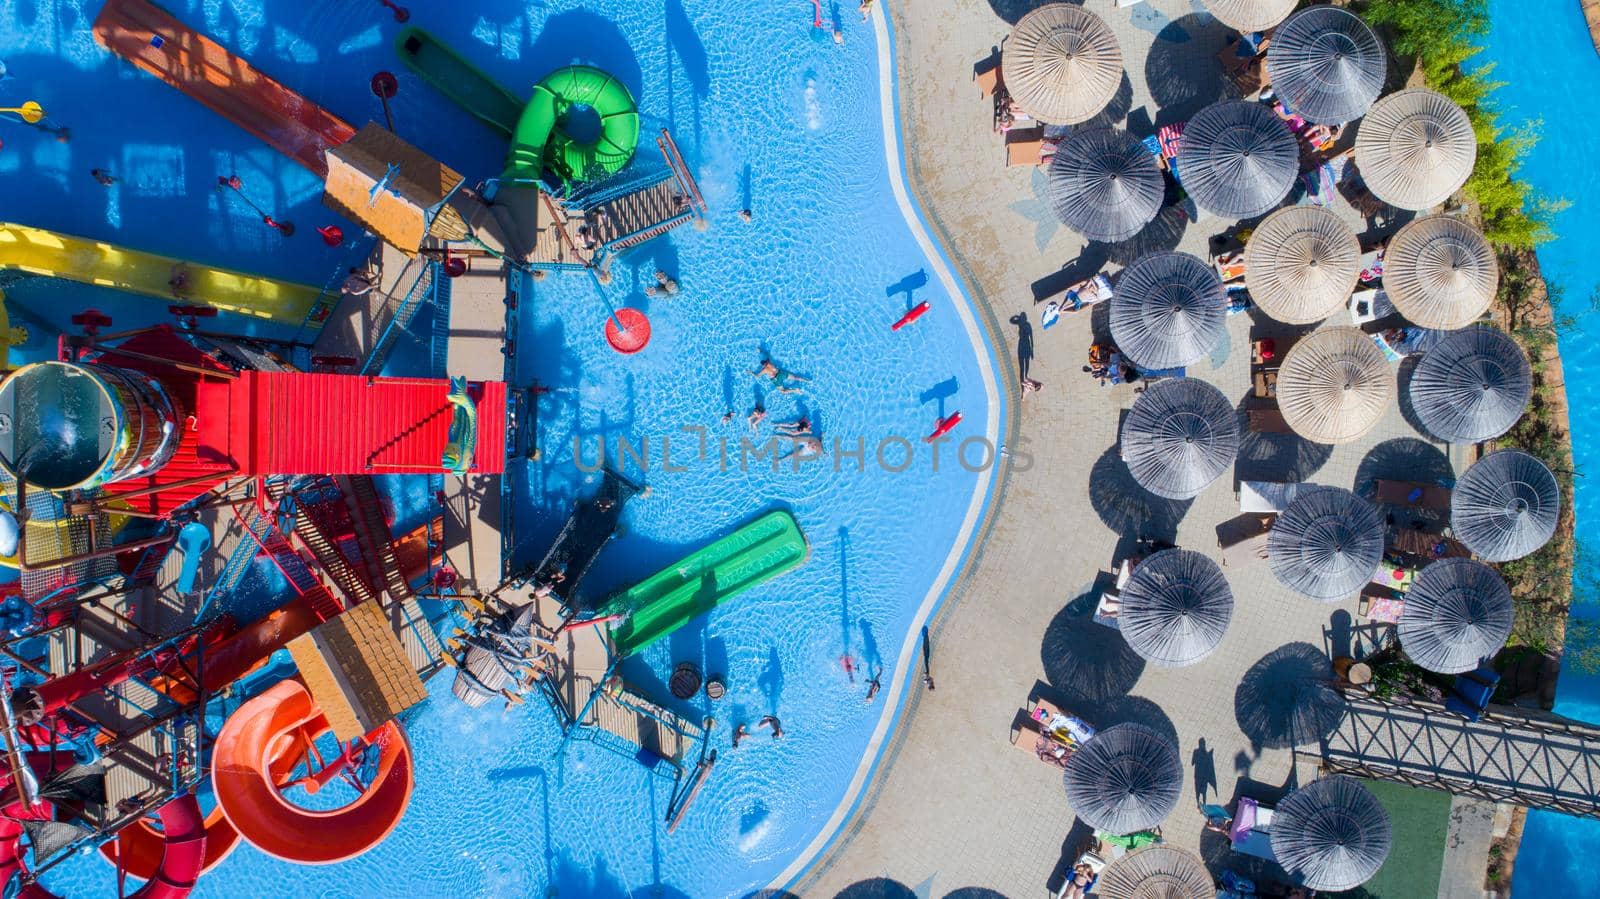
0;222;322;325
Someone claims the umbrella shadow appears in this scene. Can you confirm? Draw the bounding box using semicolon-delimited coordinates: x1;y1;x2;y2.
943;891;1008;899
1040;591;1147;702
1096;204;1189;266
1088;444;1193;544
1352;437;1455;501
1234;642;1348;752
835;879;917;899
1393;356;1436;439
1144;14;1233;126
985;0;1051;25
1232;392;1332;486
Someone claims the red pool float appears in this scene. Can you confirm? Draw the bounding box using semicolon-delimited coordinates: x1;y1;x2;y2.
605;308;651;354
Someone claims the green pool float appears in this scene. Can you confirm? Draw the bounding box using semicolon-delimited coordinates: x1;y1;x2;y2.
505;65;640;185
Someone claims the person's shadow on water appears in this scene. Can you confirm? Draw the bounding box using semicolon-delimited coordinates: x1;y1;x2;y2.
1010;312;1034;380
1191;737;1217;804
758;645;784;715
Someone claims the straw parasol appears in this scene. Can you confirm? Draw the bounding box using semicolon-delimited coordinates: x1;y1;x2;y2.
1451;449;1560;562
1383;216;1499;330
1118;549;1235;667
1268;487;1384;601
1006;4;1124;125
1272;776;1393;891
1063;722;1183;835
1121;379;1239;500
1276;327;1394;444
1175;100;1299;218
1408;324;1531;443
1235;643;1346;749
1400;558;1514;674
1110;253;1227;369
1049;129;1165;242
1356;88;1477;211
1266;6;1386;124
1243;206;1361;324
1095;845;1216;899
1202;0;1296;32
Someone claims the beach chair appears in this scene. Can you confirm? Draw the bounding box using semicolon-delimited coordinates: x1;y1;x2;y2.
976;60;1002;99
1247;407;1291;434
1229;797;1277;861
1005;127;1046;166
1375;479;1452;510
1217;514;1273;568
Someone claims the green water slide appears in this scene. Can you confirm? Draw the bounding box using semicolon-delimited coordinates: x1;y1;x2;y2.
603;510;809;658
394;27;639;184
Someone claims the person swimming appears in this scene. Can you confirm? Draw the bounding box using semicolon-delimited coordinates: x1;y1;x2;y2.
757;715;784;739
753;357;809;389
748;405;767;432
733;724;749;748
865;671;882;703
775;417;812;436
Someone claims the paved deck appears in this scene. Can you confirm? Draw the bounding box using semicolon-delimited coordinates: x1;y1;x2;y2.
796;1;1480;895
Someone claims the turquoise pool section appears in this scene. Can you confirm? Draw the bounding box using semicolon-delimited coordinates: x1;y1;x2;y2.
0;1;1002;897
1480;1;1600;892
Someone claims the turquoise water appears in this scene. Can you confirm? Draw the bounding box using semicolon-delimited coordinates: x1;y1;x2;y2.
0;1;1000;897
1480;0;1600;891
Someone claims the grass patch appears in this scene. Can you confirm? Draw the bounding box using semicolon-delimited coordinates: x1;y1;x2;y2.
1334;780;1453;899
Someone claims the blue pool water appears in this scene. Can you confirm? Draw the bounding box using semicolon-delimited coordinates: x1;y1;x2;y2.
1481;2;1600;892
0;1;1001;897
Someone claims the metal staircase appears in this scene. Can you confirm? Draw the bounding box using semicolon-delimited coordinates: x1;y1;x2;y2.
359;256;438;376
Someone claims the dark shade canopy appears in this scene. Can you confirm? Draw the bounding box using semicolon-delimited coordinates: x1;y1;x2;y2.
1202;0;1296;32
1110;253;1227;369
1269;487;1384;600
1007;4;1124;125
1119;548;1234;667
1049;128;1165;242
1451;449;1560;562
1095;845;1216;899
1063;722;1183;835
1383;216;1499;330
1121;378;1239;500
1276;327;1394;445
1175;100;1299;218
1400;558;1514;674
1356;88;1477;210
1266;6;1387;124
1271;776;1393;891
1408;325;1531;443
1244;205;1362;325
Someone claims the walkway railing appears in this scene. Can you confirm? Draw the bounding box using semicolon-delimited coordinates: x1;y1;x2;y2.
359;256;437;376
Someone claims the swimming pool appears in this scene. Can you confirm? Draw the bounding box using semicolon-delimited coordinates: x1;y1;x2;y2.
0;1;1003;896
1478;2;1600;891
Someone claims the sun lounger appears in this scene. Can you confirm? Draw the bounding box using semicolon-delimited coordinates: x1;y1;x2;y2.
1250;336;1294;367
1217;34;1269;73
1253;370;1277;398
1230;797;1277;861
1005;127;1045;166
1247;407;1290;434
976;61;1002;98
1240;481;1307;514
1014;696;1096;767
1390;527;1470;560
1359;586;1404;624
1093;588;1122;630
1375;479;1452;510
1217;514;1273;568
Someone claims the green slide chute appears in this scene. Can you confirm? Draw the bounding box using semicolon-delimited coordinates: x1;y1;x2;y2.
602;510;809;658
394;27;639;185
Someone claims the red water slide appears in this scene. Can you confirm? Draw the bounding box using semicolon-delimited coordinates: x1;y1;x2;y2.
92;0;356;178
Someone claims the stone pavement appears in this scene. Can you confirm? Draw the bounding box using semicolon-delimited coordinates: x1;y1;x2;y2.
792;1;1481;895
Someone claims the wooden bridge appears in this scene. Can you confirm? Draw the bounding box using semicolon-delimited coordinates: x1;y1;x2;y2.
1312;694;1600;818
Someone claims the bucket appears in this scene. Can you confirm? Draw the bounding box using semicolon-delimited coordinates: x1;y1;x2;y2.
0;361;181;491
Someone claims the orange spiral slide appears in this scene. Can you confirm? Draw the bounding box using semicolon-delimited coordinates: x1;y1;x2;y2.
209;680;414;864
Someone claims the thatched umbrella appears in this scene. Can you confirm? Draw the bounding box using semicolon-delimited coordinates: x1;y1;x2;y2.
1119;549;1234;667
1095;845;1216;899
1276;327;1394;444
1356;88;1477;211
1408;325;1531;443
1451;449;1560;562
1202;0;1296;32
1266;6;1386;124
1269;487;1384;600
1272;776;1393;891
1007;4;1124;125
1049;129;1165;242
1063;722;1183;835
1175;100;1299;218
1244;205;1361;324
1235;643;1346;749
1383;216;1499;330
1400;558;1514;674
1121;379;1239;500
1110;253;1227;369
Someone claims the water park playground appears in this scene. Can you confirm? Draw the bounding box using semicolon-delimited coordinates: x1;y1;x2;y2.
0;0;1001;896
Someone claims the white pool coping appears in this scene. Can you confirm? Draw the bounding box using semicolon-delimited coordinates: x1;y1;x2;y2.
767;3;1008;891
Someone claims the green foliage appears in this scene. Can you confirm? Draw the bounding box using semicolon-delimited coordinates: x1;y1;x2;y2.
1357;0;1567;248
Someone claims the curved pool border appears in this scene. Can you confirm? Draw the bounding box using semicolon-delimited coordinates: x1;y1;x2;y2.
767;4;1019;892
